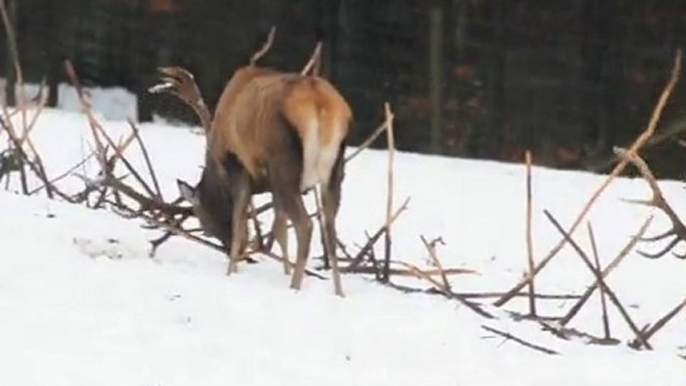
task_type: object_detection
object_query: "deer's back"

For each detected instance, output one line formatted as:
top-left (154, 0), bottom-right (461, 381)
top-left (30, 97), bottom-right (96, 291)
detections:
top-left (210, 72), bottom-right (351, 185)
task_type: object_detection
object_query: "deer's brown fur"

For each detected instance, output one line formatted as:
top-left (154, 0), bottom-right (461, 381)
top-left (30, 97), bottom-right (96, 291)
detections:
top-left (162, 64), bottom-right (351, 295)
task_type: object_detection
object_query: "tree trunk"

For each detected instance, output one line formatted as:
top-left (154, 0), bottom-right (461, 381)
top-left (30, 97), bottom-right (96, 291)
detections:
top-left (429, 4), bottom-right (444, 153)
top-left (45, 0), bottom-right (59, 107)
top-left (4, 0), bottom-right (16, 107)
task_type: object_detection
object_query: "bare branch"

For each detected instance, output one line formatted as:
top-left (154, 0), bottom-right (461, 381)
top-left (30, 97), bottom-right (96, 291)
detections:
top-left (345, 121), bottom-right (388, 162)
top-left (343, 197), bottom-right (410, 272)
top-left (420, 235), bottom-right (451, 292)
top-left (588, 222), bottom-right (611, 340)
top-left (482, 325), bottom-right (559, 355)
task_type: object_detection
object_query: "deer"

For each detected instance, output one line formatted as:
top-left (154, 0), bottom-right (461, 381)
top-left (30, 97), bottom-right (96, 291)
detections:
top-left (150, 60), bottom-right (352, 296)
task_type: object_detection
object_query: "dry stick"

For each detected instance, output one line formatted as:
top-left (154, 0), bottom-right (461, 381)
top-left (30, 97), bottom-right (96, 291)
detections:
top-left (337, 238), bottom-right (354, 262)
top-left (32, 155), bottom-right (53, 199)
top-left (482, 325), bottom-right (559, 355)
top-left (495, 50), bottom-right (682, 307)
top-left (560, 216), bottom-right (652, 326)
top-left (524, 150), bottom-right (536, 316)
top-left (149, 213), bottom-right (191, 255)
top-left (14, 85), bottom-right (54, 199)
top-left (111, 198), bottom-right (324, 280)
top-left (459, 292), bottom-right (580, 300)
top-left (367, 245), bottom-right (381, 280)
top-left (348, 265), bottom-right (477, 277)
top-left (95, 120), bottom-right (157, 199)
top-left (301, 41), bottom-right (322, 76)
top-left (631, 295), bottom-right (686, 349)
top-left (18, 81), bottom-right (48, 159)
top-left (420, 235), bottom-right (451, 291)
top-left (64, 60), bottom-right (106, 157)
top-left (0, 117), bottom-right (71, 201)
top-left (343, 197), bottom-right (410, 272)
top-left (382, 102), bottom-right (395, 283)
top-left (397, 259), bottom-right (493, 318)
top-left (345, 121), bottom-right (388, 162)
top-left (94, 173), bottom-right (191, 216)
top-left (391, 260), bottom-right (477, 279)
top-left (0, 111), bottom-right (46, 197)
top-left (544, 210), bottom-right (652, 349)
top-left (249, 26), bottom-right (276, 66)
top-left (128, 120), bottom-right (162, 199)
top-left (28, 151), bottom-right (97, 195)
top-left (587, 222), bottom-right (611, 340)
top-left (0, 110), bottom-right (28, 194)
top-left (65, 63), bottom-right (145, 195)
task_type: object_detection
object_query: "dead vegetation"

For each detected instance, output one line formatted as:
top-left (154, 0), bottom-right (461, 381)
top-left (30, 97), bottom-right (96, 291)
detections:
top-left (2, 6), bottom-right (686, 357)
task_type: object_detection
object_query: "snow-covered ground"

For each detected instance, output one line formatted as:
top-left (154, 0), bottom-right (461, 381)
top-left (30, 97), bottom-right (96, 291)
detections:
top-left (2, 93), bottom-right (686, 385)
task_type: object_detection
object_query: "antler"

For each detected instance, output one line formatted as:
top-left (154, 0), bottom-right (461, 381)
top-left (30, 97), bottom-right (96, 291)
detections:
top-left (149, 66), bottom-right (212, 134)
top-left (249, 26), bottom-right (276, 66)
top-left (615, 147), bottom-right (686, 258)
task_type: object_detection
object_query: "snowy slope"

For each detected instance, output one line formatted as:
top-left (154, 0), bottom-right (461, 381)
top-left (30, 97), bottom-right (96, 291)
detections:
top-left (2, 105), bottom-right (686, 385)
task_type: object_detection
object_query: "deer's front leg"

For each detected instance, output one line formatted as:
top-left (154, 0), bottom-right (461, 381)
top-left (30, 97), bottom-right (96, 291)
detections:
top-left (227, 174), bottom-right (251, 275)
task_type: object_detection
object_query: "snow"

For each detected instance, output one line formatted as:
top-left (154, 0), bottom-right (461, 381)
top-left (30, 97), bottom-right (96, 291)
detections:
top-left (2, 98), bottom-right (686, 385)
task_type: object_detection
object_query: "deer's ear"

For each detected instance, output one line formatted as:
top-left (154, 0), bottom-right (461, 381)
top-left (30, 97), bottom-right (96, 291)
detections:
top-left (177, 179), bottom-right (199, 205)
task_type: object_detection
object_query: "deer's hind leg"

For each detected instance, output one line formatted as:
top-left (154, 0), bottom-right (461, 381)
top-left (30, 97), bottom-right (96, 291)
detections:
top-left (271, 195), bottom-right (292, 275)
top-left (320, 143), bottom-right (346, 296)
top-left (266, 144), bottom-right (313, 290)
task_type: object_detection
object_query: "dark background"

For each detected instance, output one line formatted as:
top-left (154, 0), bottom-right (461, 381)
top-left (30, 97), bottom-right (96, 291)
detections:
top-left (4, 0), bottom-right (686, 177)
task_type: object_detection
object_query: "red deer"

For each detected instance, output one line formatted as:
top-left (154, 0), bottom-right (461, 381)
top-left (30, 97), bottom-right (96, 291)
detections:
top-left (151, 64), bottom-right (352, 296)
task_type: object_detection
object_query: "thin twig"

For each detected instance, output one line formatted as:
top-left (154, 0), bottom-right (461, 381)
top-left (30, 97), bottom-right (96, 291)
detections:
top-left (346, 265), bottom-right (476, 277)
top-left (0, 116), bottom-right (72, 201)
top-left (1, 108), bottom-right (28, 194)
top-left (420, 235), bottom-right (450, 291)
top-left (343, 197), bottom-right (410, 272)
top-left (482, 325), bottom-right (559, 355)
top-left (588, 222), bottom-right (611, 340)
top-left (345, 121), bottom-right (388, 162)
top-left (391, 259), bottom-right (491, 318)
top-left (128, 119), bottom-right (162, 199)
top-left (27, 151), bottom-right (96, 195)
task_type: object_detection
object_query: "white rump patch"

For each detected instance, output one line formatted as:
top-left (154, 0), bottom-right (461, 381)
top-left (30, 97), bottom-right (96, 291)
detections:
top-left (300, 118), bottom-right (342, 192)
